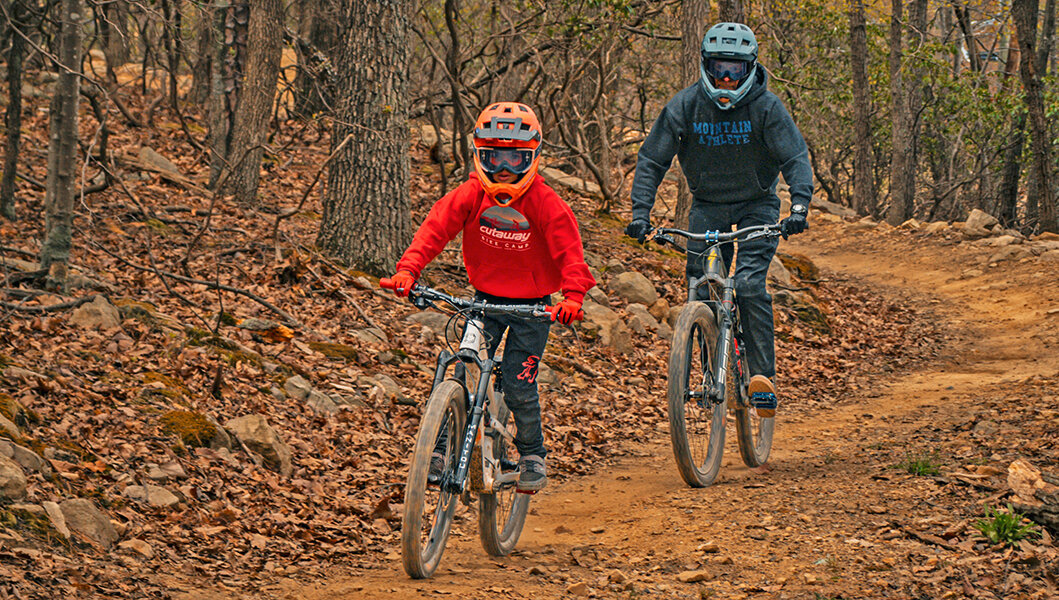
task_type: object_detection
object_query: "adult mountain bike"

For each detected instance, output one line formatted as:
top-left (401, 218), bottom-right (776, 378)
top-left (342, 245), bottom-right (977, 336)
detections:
top-left (652, 223), bottom-right (782, 488)
top-left (380, 279), bottom-right (554, 579)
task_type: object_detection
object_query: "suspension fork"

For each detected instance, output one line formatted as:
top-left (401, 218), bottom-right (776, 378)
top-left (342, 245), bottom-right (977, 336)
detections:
top-left (709, 285), bottom-right (736, 403)
top-left (444, 356), bottom-right (496, 494)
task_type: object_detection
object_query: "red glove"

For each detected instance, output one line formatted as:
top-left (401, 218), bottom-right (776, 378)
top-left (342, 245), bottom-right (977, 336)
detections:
top-left (547, 298), bottom-right (584, 325)
top-left (383, 270), bottom-right (417, 298)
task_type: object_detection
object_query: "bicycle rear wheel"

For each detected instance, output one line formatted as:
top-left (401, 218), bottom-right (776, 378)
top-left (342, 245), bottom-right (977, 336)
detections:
top-left (733, 359), bottom-right (775, 467)
top-left (401, 380), bottom-right (467, 579)
top-left (478, 403), bottom-right (530, 556)
top-left (667, 302), bottom-right (726, 488)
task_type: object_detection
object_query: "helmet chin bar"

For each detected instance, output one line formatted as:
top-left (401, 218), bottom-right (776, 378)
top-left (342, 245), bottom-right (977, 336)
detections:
top-left (699, 62), bottom-right (756, 110)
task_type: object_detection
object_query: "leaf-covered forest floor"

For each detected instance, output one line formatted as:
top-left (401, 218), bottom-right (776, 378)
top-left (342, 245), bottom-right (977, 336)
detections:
top-left (1, 98), bottom-right (1057, 599)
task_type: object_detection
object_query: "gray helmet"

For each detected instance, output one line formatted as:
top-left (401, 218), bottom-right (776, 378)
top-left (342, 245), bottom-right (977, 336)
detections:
top-left (699, 22), bottom-right (759, 110)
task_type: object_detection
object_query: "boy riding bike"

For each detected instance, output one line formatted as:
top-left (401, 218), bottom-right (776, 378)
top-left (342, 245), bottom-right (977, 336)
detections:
top-left (386, 102), bottom-right (595, 492)
top-left (625, 22), bottom-right (814, 418)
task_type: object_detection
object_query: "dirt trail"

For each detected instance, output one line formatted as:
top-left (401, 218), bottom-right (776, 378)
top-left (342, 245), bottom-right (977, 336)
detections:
top-left (242, 218), bottom-right (1059, 600)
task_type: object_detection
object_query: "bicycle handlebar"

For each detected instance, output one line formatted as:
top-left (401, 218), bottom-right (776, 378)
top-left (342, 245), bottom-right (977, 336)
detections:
top-left (380, 278), bottom-right (556, 321)
top-left (651, 223), bottom-right (783, 253)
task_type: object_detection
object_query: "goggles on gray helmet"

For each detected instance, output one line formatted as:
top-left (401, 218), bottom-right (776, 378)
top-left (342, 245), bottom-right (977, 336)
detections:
top-left (704, 58), bottom-right (751, 82)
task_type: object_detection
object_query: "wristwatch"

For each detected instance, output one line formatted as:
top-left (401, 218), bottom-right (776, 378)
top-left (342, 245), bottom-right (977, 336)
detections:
top-left (790, 204), bottom-right (808, 215)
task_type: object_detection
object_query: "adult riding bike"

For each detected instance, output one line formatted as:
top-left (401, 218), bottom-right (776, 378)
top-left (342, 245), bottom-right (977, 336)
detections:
top-left (651, 223), bottom-right (783, 488)
top-left (380, 278), bottom-right (557, 579)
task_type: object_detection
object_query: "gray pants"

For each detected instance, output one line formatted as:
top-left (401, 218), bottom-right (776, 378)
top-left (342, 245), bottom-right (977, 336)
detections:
top-left (687, 197), bottom-right (779, 379)
top-left (477, 293), bottom-right (552, 459)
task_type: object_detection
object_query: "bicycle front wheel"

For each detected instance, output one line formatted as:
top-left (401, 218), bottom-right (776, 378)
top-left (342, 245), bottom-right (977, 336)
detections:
top-left (401, 380), bottom-right (467, 579)
top-left (478, 403), bottom-right (531, 556)
top-left (667, 302), bottom-right (727, 488)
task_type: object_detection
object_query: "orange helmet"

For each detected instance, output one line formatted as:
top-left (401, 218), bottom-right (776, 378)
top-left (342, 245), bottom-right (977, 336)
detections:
top-left (472, 102), bottom-right (543, 205)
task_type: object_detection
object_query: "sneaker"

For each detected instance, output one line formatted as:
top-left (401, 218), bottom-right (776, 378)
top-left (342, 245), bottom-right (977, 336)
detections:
top-left (517, 455), bottom-right (547, 493)
top-left (427, 453), bottom-right (446, 486)
top-left (748, 375), bottom-right (777, 418)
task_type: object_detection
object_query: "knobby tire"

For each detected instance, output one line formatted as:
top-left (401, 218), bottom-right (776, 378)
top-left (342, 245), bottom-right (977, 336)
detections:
top-left (478, 403), bottom-right (530, 555)
top-left (401, 380), bottom-right (466, 578)
top-left (667, 302), bottom-right (726, 488)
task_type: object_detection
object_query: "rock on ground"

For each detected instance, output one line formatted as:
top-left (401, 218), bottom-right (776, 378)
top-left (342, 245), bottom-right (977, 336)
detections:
top-left (283, 375), bottom-right (312, 401)
top-left (225, 415), bottom-right (293, 477)
top-left (69, 295), bottom-right (122, 329)
top-left (582, 301), bottom-right (634, 354)
top-left (42, 501), bottom-right (70, 539)
top-left (406, 311), bottom-right (452, 337)
top-left (610, 271), bottom-right (659, 306)
top-left (60, 498), bottom-right (118, 549)
top-left (0, 454), bottom-right (27, 500)
top-left (123, 484), bottom-right (182, 508)
top-left (0, 439), bottom-right (51, 476)
top-left (118, 538), bottom-right (156, 559)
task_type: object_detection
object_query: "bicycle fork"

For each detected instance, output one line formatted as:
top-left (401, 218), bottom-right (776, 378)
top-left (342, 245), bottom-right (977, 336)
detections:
top-left (443, 356), bottom-right (495, 495)
top-left (709, 287), bottom-right (738, 404)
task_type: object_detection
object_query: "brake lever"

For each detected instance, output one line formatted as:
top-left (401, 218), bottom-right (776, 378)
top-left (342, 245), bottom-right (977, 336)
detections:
top-left (654, 233), bottom-right (687, 254)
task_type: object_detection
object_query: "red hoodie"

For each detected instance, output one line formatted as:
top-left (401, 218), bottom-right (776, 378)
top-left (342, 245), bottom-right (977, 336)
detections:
top-left (397, 173), bottom-right (596, 302)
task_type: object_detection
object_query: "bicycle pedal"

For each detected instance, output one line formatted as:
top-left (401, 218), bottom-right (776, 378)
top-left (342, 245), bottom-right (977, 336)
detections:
top-left (516, 489), bottom-right (537, 496)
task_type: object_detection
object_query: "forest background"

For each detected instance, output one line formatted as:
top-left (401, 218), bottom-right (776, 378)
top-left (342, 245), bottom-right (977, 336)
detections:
top-left (2, 0), bottom-right (1058, 285)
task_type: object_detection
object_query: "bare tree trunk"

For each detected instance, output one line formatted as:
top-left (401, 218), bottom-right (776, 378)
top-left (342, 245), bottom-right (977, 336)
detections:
top-left (208, 2), bottom-right (248, 188)
top-left (849, 0), bottom-right (874, 217)
top-left (293, 0), bottom-right (337, 117)
top-left (674, 0), bottom-right (709, 229)
top-left (318, 0), bottom-right (411, 275)
top-left (718, 0), bottom-right (744, 22)
top-left (219, 0), bottom-right (283, 204)
top-left (40, 0), bottom-right (83, 287)
top-left (998, 14), bottom-right (1026, 226)
top-left (445, 0), bottom-right (471, 175)
top-left (886, 0), bottom-right (926, 226)
top-left (1013, 0), bottom-right (1058, 232)
top-left (1, 0), bottom-right (30, 221)
top-left (101, 0), bottom-right (129, 70)
top-left (953, 3), bottom-right (981, 73)
top-left (160, 0), bottom-right (183, 110)
top-left (997, 117), bottom-right (1025, 226)
top-left (191, 2), bottom-right (213, 104)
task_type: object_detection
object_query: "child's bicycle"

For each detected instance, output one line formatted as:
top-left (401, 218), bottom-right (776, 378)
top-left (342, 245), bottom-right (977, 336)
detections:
top-left (649, 223), bottom-right (783, 487)
top-left (379, 278), bottom-right (556, 579)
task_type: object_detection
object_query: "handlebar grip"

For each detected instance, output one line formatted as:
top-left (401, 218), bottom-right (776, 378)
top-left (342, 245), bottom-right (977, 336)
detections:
top-left (545, 304), bottom-right (585, 323)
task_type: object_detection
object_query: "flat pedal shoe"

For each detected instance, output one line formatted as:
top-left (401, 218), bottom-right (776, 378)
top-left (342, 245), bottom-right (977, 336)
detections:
top-left (748, 375), bottom-right (777, 418)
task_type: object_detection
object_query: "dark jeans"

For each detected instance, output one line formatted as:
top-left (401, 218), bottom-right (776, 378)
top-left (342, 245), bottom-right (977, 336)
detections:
top-left (687, 197), bottom-right (779, 379)
top-left (477, 292), bottom-right (552, 459)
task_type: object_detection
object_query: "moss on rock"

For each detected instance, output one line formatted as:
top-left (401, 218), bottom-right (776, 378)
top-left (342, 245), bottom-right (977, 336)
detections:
top-left (1, 507), bottom-right (64, 543)
top-left (160, 410), bottom-right (217, 448)
top-left (308, 342), bottom-right (360, 362)
top-left (0, 393), bottom-right (37, 426)
top-left (777, 252), bottom-right (821, 282)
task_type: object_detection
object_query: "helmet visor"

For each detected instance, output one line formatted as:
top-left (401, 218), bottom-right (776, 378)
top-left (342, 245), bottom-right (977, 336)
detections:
top-left (705, 58), bottom-right (750, 82)
top-left (477, 147), bottom-right (535, 174)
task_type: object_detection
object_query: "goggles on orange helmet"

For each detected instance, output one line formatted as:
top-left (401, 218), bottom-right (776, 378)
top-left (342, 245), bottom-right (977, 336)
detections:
top-left (476, 147), bottom-right (536, 175)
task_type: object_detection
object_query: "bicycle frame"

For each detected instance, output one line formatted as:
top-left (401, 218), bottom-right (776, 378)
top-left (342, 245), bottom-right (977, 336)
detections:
top-left (693, 268), bottom-right (741, 404)
top-left (657, 224), bottom-right (781, 405)
top-left (408, 287), bottom-right (549, 496)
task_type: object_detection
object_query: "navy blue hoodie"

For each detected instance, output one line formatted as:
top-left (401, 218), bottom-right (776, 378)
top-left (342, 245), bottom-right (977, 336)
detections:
top-left (630, 68), bottom-right (813, 222)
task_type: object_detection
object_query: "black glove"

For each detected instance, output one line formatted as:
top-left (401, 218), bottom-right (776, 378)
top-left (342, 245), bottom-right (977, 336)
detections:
top-left (780, 209), bottom-right (808, 239)
top-left (624, 219), bottom-right (651, 243)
